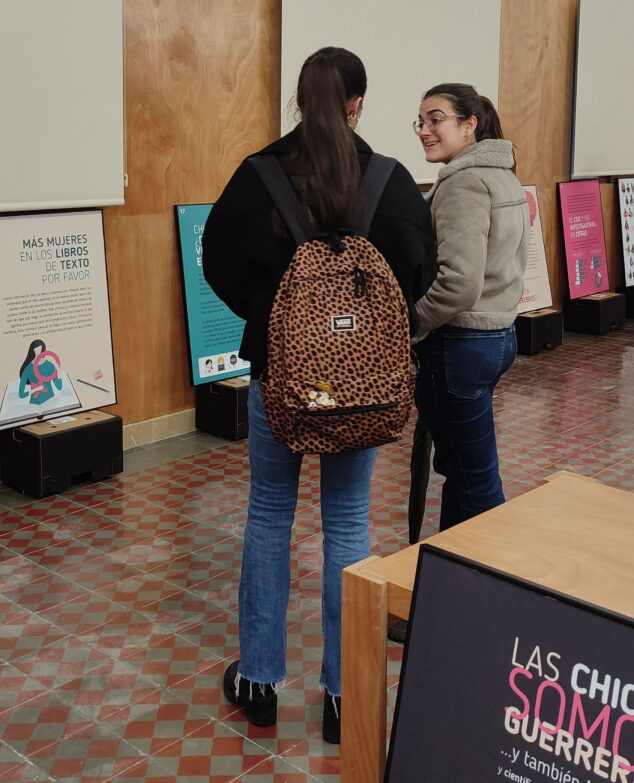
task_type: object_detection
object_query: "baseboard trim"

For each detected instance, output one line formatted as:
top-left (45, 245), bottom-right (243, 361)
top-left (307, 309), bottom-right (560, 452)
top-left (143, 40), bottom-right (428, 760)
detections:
top-left (123, 408), bottom-right (196, 450)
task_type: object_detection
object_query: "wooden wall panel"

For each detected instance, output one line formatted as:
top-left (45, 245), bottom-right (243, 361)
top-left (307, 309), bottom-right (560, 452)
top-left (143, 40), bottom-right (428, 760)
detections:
top-left (499, 0), bottom-right (625, 302)
top-left (103, 213), bottom-right (191, 418)
top-left (103, 0), bottom-right (281, 424)
top-left (499, 0), bottom-right (579, 308)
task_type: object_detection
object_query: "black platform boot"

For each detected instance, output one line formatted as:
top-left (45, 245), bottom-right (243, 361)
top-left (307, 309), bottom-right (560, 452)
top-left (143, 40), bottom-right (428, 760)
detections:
top-left (223, 660), bottom-right (277, 727)
top-left (323, 691), bottom-right (341, 744)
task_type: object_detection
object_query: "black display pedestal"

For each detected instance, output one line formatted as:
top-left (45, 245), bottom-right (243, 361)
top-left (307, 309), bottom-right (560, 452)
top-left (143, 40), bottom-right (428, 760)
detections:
top-left (0, 410), bottom-right (123, 498)
top-left (196, 377), bottom-right (249, 441)
top-left (562, 292), bottom-right (626, 335)
top-left (515, 308), bottom-right (563, 355)
top-left (616, 285), bottom-right (634, 318)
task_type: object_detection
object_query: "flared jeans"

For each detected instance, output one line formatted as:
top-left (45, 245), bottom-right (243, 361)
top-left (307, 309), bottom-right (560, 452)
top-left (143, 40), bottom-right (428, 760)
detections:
top-left (238, 380), bottom-right (376, 696)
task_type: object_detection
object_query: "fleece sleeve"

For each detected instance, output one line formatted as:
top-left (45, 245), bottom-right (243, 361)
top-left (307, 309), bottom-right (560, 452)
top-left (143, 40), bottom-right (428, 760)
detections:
top-left (414, 171), bottom-right (491, 338)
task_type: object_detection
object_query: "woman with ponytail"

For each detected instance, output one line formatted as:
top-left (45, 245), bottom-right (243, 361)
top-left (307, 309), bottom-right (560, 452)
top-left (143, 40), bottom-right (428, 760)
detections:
top-left (410, 82), bottom-right (529, 531)
top-left (203, 48), bottom-right (435, 743)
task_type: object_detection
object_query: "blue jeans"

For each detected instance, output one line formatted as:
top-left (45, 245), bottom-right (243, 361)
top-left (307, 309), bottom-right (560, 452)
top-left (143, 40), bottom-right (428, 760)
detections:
top-left (238, 380), bottom-right (376, 696)
top-left (415, 325), bottom-right (516, 531)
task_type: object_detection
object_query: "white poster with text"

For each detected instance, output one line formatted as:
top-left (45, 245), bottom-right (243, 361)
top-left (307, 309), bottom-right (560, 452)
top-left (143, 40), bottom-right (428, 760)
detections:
top-left (0, 211), bottom-right (116, 430)
top-left (518, 185), bottom-right (553, 313)
top-left (618, 178), bottom-right (634, 287)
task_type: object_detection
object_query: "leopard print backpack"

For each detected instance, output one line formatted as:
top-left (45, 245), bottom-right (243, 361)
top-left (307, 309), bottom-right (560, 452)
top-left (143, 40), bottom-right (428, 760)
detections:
top-left (249, 154), bottom-right (416, 454)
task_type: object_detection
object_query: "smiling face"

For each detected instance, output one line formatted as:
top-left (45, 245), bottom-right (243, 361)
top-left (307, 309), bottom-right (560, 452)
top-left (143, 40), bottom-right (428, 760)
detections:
top-left (417, 95), bottom-right (477, 164)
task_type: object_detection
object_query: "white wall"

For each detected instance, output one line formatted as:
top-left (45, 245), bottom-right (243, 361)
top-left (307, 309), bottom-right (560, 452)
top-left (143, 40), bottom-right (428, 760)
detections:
top-left (0, 0), bottom-right (124, 212)
top-left (281, 0), bottom-right (501, 184)
top-left (572, 0), bottom-right (634, 178)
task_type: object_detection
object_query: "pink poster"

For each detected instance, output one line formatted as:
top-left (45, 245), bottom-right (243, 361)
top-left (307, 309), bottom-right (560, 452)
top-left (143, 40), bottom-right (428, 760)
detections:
top-left (617, 177), bottom-right (634, 287)
top-left (558, 180), bottom-right (609, 299)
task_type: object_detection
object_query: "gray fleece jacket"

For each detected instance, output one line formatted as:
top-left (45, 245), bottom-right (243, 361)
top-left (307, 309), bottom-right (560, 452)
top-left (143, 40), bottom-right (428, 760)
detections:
top-left (414, 139), bottom-right (529, 341)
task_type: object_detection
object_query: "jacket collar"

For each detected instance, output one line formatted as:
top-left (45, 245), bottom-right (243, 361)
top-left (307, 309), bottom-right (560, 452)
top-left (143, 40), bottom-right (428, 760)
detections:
top-left (428, 139), bottom-right (515, 199)
top-left (260, 124), bottom-right (373, 156)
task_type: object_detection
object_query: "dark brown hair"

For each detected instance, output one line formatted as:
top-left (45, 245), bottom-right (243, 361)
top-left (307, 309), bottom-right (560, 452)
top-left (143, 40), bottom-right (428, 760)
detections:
top-left (293, 47), bottom-right (367, 232)
top-left (423, 83), bottom-right (504, 142)
top-left (19, 338), bottom-right (46, 378)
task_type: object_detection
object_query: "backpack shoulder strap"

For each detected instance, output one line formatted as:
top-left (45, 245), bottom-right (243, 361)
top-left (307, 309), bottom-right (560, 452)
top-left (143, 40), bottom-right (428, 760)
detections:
top-left (356, 153), bottom-right (398, 238)
top-left (248, 155), bottom-right (309, 246)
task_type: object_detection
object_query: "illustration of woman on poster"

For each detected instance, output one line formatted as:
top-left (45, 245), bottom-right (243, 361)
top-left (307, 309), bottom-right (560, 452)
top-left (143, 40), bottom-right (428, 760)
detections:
top-left (18, 339), bottom-right (63, 405)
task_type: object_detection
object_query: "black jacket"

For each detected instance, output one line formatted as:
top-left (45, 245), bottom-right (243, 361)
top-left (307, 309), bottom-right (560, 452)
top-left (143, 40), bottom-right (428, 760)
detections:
top-left (202, 127), bottom-right (436, 378)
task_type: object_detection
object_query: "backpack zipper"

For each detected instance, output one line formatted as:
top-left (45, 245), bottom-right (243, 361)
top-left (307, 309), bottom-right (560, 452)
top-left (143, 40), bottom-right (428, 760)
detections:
top-left (353, 267), bottom-right (367, 297)
top-left (302, 401), bottom-right (397, 416)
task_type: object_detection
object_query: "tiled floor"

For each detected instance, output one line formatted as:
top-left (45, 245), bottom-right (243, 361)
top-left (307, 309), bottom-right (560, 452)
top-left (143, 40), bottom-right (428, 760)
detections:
top-left (0, 324), bottom-right (633, 782)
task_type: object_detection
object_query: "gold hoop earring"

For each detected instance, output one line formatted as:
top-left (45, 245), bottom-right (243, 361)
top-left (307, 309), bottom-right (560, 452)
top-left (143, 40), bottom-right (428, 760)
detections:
top-left (347, 113), bottom-right (358, 130)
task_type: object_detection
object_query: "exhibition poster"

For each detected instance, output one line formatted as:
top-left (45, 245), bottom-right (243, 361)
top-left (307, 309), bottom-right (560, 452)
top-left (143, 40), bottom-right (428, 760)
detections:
top-left (0, 211), bottom-right (116, 431)
top-left (386, 548), bottom-right (633, 783)
top-left (618, 178), bottom-right (634, 287)
top-left (175, 204), bottom-right (249, 385)
top-left (518, 185), bottom-right (553, 313)
top-left (558, 180), bottom-right (609, 299)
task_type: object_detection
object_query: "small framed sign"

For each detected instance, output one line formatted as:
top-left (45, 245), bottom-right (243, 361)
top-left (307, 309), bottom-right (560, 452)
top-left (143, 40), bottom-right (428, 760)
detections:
top-left (518, 185), bottom-right (553, 313)
top-left (0, 210), bottom-right (116, 431)
top-left (558, 180), bottom-right (609, 299)
top-left (617, 178), bottom-right (634, 288)
top-left (174, 204), bottom-right (249, 385)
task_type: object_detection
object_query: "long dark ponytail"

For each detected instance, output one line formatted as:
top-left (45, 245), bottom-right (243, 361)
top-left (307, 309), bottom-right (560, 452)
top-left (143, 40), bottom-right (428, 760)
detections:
top-left (294, 47), bottom-right (367, 233)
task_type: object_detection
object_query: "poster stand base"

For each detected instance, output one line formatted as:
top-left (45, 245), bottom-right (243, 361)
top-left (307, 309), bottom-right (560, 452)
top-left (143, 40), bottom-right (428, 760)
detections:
top-left (196, 377), bottom-right (248, 441)
top-left (616, 285), bottom-right (634, 318)
top-left (0, 410), bottom-right (123, 498)
top-left (515, 308), bottom-right (563, 355)
top-left (562, 292), bottom-right (626, 335)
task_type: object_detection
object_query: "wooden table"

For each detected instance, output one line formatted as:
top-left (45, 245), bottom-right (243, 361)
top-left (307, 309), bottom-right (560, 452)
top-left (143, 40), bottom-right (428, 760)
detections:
top-left (340, 471), bottom-right (634, 783)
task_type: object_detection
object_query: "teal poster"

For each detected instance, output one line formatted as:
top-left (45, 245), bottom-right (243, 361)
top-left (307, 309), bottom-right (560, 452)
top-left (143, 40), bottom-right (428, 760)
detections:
top-left (175, 204), bottom-right (249, 385)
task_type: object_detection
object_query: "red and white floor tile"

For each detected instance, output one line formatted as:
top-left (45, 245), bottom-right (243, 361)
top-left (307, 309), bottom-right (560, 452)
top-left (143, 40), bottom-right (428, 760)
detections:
top-left (0, 325), bottom-right (633, 781)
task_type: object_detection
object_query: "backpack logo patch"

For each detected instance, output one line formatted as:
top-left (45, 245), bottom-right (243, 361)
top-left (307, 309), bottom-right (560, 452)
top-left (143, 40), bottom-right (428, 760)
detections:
top-left (331, 314), bottom-right (356, 332)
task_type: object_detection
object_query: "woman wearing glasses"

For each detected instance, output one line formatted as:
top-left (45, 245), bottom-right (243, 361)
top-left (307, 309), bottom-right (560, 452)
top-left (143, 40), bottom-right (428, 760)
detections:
top-left (411, 83), bottom-right (529, 531)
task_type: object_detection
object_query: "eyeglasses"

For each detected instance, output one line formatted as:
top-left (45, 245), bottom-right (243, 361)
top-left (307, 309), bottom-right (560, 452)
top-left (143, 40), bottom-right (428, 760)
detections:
top-left (412, 115), bottom-right (465, 135)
